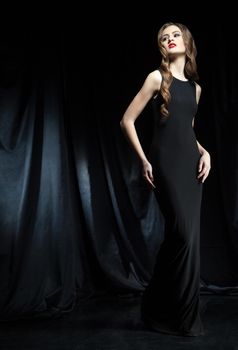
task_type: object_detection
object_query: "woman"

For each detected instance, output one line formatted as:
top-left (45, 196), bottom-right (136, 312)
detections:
top-left (120, 22), bottom-right (211, 336)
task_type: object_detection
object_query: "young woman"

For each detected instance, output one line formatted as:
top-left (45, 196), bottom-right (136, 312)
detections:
top-left (120, 22), bottom-right (211, 336)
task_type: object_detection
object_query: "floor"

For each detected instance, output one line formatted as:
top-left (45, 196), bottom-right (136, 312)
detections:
top-left (0, 294), bottom-right (237, 350)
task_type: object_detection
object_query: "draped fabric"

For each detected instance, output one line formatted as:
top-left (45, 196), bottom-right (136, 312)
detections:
top-left (0, 31), bottom-right (87, 319)
top-left (196, 24), bottom-right (238, 289)
top-left (0, 17), bottom-right (237, 320)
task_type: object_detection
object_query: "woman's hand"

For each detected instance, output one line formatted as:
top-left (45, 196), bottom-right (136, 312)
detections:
top-left (142, 160), bottom-right (156, 190)
top-left (197, 151), bottom-right (211, 183)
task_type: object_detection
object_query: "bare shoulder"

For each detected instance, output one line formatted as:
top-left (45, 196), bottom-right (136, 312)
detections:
top-left (144, 69), bottom-right (162, 92)
top-left (148, 69), bottom-right (162, 85)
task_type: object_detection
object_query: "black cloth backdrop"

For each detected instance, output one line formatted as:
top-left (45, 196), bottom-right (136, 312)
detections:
top-left (0, 15), bottom-right (238, 321)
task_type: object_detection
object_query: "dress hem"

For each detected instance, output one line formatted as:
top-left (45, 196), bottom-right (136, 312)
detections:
top-left (141, 314), bottom-right (205, 337)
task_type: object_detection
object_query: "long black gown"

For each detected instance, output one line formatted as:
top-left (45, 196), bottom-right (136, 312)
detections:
top-left (141, 74), bottom-right (204, 336)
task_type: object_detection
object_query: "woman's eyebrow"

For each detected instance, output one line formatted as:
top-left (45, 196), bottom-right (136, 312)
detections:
top-left (161, 31), bottom-right (181, 38)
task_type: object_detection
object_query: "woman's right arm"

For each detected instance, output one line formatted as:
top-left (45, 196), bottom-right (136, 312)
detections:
top-left (120, 69), bottom-right (162, 189)
top-left (120, 70), bottom-right (161, 161)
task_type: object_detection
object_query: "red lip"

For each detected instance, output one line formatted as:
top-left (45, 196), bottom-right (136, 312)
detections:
top-left (168, 43), bottom-right (176, 48)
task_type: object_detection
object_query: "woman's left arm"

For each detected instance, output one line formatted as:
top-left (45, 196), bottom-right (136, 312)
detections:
top-left (193, 83), bottom-right (211, 183)
top-left (196, 140), bottom-right (208, 156)
top-left (196, 144), bottom-right (211, 183)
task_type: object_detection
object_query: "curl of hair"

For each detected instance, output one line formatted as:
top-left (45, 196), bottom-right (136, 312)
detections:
top-left (157, 22), bottom-right (199, 117)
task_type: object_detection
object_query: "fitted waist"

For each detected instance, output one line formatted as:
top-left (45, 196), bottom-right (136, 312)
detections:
top-left (152, 127), bottom-right (196, 146)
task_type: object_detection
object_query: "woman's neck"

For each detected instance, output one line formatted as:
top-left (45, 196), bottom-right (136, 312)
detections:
top-left (169, 56), bottom-right (186, 79)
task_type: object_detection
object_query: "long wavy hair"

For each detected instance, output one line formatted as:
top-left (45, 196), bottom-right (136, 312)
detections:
top-left (157, 22), bottom-right (199, 117)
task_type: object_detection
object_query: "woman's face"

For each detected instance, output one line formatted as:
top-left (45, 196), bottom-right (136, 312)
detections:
top-left (161, 25), bottom-right (186, 55)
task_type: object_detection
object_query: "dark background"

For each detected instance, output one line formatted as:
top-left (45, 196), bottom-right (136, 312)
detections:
top-left (0, 7), bottom-right (238, 320)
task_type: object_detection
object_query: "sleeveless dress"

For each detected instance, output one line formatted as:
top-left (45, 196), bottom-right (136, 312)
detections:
top-left (141, 75), bottom-right (205, 336)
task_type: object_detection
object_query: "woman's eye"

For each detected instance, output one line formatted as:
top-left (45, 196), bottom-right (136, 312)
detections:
top-left (174, 33), bottom-right (181, 37)
top-left (162, 37), bottom-right (168, 42)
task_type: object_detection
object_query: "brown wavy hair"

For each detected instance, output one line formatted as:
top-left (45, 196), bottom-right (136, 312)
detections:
top-left (157, 22), bottom-right (199, 117)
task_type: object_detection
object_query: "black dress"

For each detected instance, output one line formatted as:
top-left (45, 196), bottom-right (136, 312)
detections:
top-left (141, 75), bottom-right (204, 336)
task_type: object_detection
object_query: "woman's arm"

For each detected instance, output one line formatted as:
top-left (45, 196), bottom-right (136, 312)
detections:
top-left (193, 82), bottom-right (211, 182)
top-left (120, 70), bottom-right (162, 163)
top-left (193, 83), bottom-right (209, 156)
top-left (196, 140), bottom-right (209, 156)
top-left (192, 118), bottom-right (209, 156)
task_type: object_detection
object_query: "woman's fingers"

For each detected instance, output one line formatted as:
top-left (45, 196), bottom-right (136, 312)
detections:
top-left (145, 173), bottom-right (156, 189)
top-left (142, 161), bottom-right (156, 189)
top-left (197, 169), bottom-right (205, 179)
top-left (148, 170), bottom-right (154, 182)
top-left (202, 170), bottom-right (210, 183)
top-left (197, 164), bottom-right (210, 183)
top-left (143, 173), bottom-right (155, 189)
top-left (197, 152), bottom-right (211, 183)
